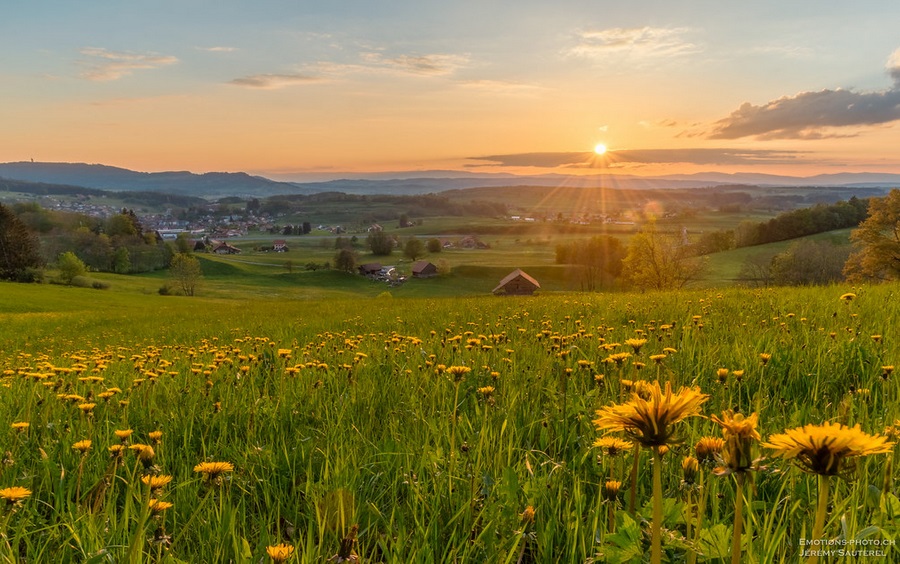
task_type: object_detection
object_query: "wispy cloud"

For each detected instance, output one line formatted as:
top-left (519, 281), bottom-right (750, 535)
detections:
top-left (360, 52), bottom-right (470, 76)
top-left (701, 48), bottom-right (900, 140)
top-left (198, 46), bottom-right (237, 53)
top-left (469, 148), bottom-right (808, 168)
top-left (229, 73), bottom-right (326, 89)
top-left (78, 47), bottom-right (178, 81)
top-left (566, 26), bottom-right (700, 61)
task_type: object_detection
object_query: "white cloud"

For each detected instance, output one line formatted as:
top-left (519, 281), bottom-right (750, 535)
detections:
top-left (360, 52), bottom-right (470, 76)
top-left (887, 47), bottom-right (900, 84)
top-left (566, 26), bottom-right (700, 61)
top-left (78, 47), bottom-right (178, 81)
top-left (229, 73), bottom-right (326, 89)
top-left (198, 46), bottom-right (238, 53)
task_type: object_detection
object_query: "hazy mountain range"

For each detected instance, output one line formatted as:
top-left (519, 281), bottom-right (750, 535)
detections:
top-left (1, 161), bottom-right (899, 199)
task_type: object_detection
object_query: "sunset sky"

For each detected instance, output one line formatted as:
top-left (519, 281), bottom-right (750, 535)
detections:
top-left (3, 1), bottom-right (900, 179)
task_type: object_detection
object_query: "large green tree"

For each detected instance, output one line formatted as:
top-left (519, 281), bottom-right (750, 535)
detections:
top-left (844, 189), bottom-right (900, 281)
top-left (0, 203), bottom-right (43, 282)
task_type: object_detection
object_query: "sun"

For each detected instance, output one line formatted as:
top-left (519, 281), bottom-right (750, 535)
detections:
top-left (594, 143), bottom-right (607, 155)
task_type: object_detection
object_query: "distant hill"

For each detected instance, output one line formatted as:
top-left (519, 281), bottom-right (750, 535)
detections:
top-left (0, 162), bottom-right (307, 198)
top-left (2, 161), bottom-right (899, 199)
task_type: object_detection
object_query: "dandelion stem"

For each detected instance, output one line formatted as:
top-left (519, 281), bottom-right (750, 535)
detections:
top-left (651, 448), bottom-right (663, 564)
top-left (685, 489), bottom-right (695, 564)
top-left (731, 473), bottom-right (744, 564)
top-left (449, 380), bottom-right (461, 495)
top-left (628, 444), bottom-right (640, 515)
top-left (808, 474), bottom-right (830, 564)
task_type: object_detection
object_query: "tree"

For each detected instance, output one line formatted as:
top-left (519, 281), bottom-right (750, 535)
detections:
top-left (334, 248), bottom-right (357, 273)
top-left (0, 203), bottom-right (43, 282)
top-left (57, 251), bottom-right (86, 284)
top-left (113, 247), bottom-right (132, 274)
top-left (175, 232), bottom-right (194, 255)
top-left (170, 253), bottom-right (202, 296)
top-left (621, 220), bottom-right (706, 291)
top-left (844, 189), bottom-right (900, 281)
top-left (367, 230), bottom-right (393, 256)
top-left (426, 238), bottom-right (442, 253)
top-left (771, 240), bottom-right (850, 286)
top-left (403, 238), bottom-right (425, 261)
top-left (555, 235), bottom-right (625, 291)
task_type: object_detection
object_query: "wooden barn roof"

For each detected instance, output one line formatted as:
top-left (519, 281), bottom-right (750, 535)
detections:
top-left (492, 269), bottom-right (540, 293)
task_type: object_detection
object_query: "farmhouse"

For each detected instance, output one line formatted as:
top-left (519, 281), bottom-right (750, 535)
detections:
top-left (493, 269), bottom-right (540, 296)
top-left (358, 263), bottom-right (382, 276)
top-left (411, 261), bottom-right (438, 278)
top-left (212, 242), bottom-right (241, 255)
top-left (273, 240), bottom-right (288, 252)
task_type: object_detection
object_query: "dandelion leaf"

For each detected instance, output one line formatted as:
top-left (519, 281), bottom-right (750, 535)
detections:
top-left (697, 523), bottom-right (732, 560)
top-left (880, 492), bottom-right (900, 520)
top-left (597, 512), bottom-right (643, 564)
top-left (639, 497), bottom-right (685, 527)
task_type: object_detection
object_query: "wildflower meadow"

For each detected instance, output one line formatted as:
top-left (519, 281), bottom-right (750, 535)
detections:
top-left (0, 282), bottom-right (897, 562)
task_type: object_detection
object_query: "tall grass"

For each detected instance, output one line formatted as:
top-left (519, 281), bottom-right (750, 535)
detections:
top-left (0, 282), bottom-right (897, 561)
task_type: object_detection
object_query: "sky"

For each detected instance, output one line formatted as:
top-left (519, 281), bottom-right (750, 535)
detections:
top-left (3, 1), bottom-right (900, 180)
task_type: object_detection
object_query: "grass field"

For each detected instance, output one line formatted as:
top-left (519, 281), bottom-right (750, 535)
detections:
top-left (0, 276), bottom-right (897, 562)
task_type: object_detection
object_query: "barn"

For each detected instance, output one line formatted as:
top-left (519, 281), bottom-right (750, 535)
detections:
top-left (492, 269), bottom-right (540, 295)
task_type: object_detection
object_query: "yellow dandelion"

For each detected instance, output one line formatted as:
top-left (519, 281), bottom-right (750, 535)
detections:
top-left (446, 365), bottom-right (471, 381)
top-left (78, 402), bottom-right (96, 414)
top-left (763, 422), bottom-right (894, 476)
top-left (148, 498), bottom-right (173, 514)
top-left (0, 486), bottom-right (31, 506)
top-left (194, 461), bottom-right (234, 480)
top-left (759, 353), bottom-right (771, 366)
top-left (710, 410), bottom-right (760, 474)
top-left (72, 440), bottom-right (92, 454)
top-left (715, 368), bottom-right (729, 383)
top-left (10, 422), bottom-right (29, 432)
top-left (129, 443), bottom-right (155, 462)
top-left (477, 386), bottom-right (495, 397)
top-left (649, 354), bottom-right (667, 364)
top-left (839, 292), bottom-right (856, 302)
top-left (682, 456), bottom-right (700, 485)
top-left (148, 430), bottom-right (163, 444)
top-left (602, 480), bottom-right (622, 502)
top-left (593, 436), bottom-right (633, 457)
top-left (694, 436), bottom-right (725, 464)
top-left (624, 338), bottom-right (647, 354)
top-left (593, 381), bottom-right (708, 448)
top-left (266, 543), bottom-right (295, 563)
top-left (520, 505), bottom-right (536, 523)
top-left (141, 474), bottom-right (173, 491)
top-left (114, 429), bottom-right (133, 442)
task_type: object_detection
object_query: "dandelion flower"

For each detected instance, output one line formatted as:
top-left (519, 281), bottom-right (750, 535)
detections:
top-left (141, 474), bottom-right (173, 492)
top-left (266, 543), bottom-right (295, 563)
top-left (710, 410), bottom-right (760, 474)
top-left (194, 461), bottom-right (234, 481)
top-left (682, 456), bottom-right (700, 485)
top-left (759, 353), bottom-right (771, 366)
top-left (716, 368), bottom-right (729, 383)
top-left (593, 381), bottom-right (708, 448)
top-left (593, 436), bottom-right (633, 457)
top-left (695, 436), bottom-right (725, 464)
top-left (10, 422), bottom-right (29, 432)
top-left (520, 505), bottom-right (535, 523)
top-left (0, 486), bottom-right (31, 507)
top-left (148, 430), bottom-right (163, 444)
top-left (78, 402), bottom-right (96, 414)
top-left (446, 365), bottom-right (470, 382)
top-left (114, 429), bottom-right (133, 442)
top-left (72, 440), bottom-right (92, 454)
top-left (763, 422), bottom-right (894, 476)
top-left (602, 481), bottom-right (622, 503)
top-left (148, 498), bottom-right (173, 514)
top-left (840, 292), bottom-right (856, 302)
top-left (477, 386), bottom-right (495, 397)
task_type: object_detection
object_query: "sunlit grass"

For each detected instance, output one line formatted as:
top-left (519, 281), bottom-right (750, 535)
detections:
top-left (0, 281), bottom-right (897, 561)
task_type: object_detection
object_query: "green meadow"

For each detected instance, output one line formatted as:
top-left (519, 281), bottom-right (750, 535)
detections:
top-left (0, 274), bottom-right (897, 562)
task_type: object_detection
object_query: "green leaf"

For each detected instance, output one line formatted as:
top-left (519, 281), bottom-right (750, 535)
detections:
top-left (881, 492), bottom-right (900, 519)
top-left (639, 497), bottom-right (685, 527)
top-left (240, 537), bottom-right (252, 559)
top-left (597, 512), bottom-right (644, 564)
top-left (698, 523), bottom-right (732, 560)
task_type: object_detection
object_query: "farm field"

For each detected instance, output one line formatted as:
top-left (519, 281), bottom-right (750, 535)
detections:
top-left (0, 281), bottom-right (897, 562)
